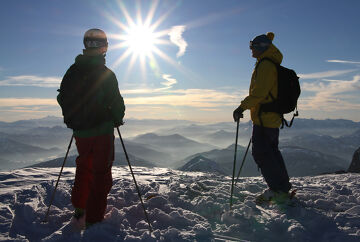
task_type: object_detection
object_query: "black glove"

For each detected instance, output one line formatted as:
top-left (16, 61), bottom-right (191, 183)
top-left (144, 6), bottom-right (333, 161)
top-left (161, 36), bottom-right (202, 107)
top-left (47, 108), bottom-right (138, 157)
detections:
top-left (233, 106), bottom-right (244, 122)
top-left (114, 119), bottom-right (124, 127)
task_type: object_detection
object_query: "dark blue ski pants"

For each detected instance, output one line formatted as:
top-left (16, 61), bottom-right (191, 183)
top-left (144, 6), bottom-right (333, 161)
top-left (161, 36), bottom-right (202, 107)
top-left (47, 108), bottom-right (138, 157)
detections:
top-left (251, 125), bottom-right (291, 193)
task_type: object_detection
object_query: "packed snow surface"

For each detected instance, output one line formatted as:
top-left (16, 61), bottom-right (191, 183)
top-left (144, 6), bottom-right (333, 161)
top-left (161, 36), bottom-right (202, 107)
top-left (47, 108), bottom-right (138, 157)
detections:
top-left (0, 167), bottom-right (359, 241)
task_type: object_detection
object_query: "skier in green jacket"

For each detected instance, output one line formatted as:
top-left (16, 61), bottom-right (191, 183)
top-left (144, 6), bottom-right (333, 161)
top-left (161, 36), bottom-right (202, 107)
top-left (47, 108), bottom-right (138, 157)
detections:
top-left (57, 28), bottom-right (125, 228)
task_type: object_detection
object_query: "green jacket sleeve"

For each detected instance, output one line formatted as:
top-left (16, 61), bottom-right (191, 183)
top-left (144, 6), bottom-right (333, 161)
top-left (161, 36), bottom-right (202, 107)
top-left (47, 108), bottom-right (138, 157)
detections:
top-left (104, 71), bottom-right (125, 125)
top-left (240, 60), bottom-right (277, 110)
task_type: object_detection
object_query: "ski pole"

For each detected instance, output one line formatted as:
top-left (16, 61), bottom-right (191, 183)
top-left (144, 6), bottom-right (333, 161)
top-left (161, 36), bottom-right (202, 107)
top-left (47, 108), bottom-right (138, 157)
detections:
top-left (230, 119), bottom-right (240, 209)
top-left (116, 127), bottom-right (152, 233)
top-left (42, 134), bottom-right (74, 223)
top-left (234, 138), bottom-right (251, 186)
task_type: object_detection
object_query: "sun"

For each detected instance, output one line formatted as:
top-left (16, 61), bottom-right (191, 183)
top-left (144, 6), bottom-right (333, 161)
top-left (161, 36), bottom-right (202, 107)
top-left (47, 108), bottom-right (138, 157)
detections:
top-left (104, 1), bottom-right (180, 78)
top-left (123, 24), bottom-right (157, 58)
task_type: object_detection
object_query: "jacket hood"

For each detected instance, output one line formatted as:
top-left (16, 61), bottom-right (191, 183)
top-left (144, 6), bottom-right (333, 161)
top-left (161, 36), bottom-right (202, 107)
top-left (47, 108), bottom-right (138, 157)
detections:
top-left (74, 54), bottom-right (105, 68)
top-left (257, 44), bottom-right (283, 64)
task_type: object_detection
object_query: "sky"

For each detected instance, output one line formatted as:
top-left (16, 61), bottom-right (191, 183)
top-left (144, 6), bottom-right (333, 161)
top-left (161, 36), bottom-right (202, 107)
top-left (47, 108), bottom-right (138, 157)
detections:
top-left (0, 0), bottom-right (360, 123)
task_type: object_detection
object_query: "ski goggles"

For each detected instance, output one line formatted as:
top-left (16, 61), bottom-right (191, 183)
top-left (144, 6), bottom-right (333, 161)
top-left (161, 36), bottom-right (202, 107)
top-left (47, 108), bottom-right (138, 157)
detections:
top-left (84, 38), bottom-right (108, 49)
top-left (249, 41), bottom-right (269, 50)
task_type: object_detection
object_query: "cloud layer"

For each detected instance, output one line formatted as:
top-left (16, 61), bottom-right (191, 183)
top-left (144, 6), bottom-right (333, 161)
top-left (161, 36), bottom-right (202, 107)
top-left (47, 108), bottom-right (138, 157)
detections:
top-left (125, 88), bottom-right (240, 108)
top-left (298, 59), bottom-right (360, 114)
top-left (0, 98), bottom-right (57, 107)
top-left (1, 58), bottom-right (360, 122)
top-left (300, 74), bottom-right (360, 111)
top-left (0, 75), bottom-right (61, 87)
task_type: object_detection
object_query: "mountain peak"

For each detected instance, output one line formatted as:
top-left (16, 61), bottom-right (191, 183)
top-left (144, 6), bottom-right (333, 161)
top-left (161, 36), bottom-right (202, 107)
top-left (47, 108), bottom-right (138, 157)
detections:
top-left (137, 133), bottom-right (159, 139)
top-left (180, 155), bottom-right (225, 174)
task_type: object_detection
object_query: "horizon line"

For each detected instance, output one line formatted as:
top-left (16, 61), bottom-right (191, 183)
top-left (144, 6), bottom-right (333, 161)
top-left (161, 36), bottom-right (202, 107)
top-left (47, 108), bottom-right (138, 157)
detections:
top-left (0, 115), bottom-right (359, 124)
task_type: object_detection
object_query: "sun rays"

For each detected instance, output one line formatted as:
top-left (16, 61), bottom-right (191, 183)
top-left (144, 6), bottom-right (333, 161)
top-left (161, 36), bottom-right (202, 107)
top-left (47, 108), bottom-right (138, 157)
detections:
top-left (103, 0), bottom-right (179, 80)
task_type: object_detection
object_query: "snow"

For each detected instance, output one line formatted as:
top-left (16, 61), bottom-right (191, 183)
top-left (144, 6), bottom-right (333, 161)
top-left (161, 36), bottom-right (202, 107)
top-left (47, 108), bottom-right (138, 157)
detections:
top-left (0, 167), bottom-right (359, 241)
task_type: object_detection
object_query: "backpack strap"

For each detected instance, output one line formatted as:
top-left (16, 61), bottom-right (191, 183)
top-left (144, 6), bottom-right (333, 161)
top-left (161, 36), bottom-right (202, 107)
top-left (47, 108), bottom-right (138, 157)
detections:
top-left (255, 58), bottom-right (278, 128)
top-left (281, 106), bottom-right (299, 128)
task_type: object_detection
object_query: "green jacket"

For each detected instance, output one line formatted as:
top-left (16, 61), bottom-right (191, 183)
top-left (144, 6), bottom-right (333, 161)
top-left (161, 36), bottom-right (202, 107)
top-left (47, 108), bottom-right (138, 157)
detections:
top-left (57, 53), bottom-right (125, 137)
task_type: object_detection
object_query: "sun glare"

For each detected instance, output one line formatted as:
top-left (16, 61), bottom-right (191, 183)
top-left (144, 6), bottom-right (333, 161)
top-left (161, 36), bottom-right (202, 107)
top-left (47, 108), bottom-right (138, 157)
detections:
top-left (124, 24), bottom-right (156, 57)
top-left (105, 1), bottom-right (181, 78)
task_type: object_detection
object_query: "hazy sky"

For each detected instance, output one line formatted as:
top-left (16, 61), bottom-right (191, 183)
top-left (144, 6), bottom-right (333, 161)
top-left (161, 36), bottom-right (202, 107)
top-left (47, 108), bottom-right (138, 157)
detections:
top-left (0, 0), bottom-right (360, 122)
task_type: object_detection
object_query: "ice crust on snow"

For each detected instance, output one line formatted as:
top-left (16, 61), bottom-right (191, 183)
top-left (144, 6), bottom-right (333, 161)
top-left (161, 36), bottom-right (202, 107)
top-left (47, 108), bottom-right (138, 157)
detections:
top-left (0, 167), bottom-right (359, 241)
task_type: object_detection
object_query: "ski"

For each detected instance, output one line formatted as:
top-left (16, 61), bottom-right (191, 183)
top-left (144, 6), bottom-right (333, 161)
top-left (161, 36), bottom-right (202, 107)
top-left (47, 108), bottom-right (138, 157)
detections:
top-left (213, 233), bottom-right (249, 242)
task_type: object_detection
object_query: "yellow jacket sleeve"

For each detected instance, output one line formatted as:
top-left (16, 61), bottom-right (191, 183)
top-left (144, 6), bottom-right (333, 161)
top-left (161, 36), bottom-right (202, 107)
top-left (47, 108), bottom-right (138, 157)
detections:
top-left (240, 60), bottom-right (277, 110)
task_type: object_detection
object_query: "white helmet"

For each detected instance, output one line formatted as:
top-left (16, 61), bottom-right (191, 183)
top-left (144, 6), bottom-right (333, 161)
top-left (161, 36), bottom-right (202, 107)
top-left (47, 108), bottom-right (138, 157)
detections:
top-left (83, 28), bottom-right (108, 49)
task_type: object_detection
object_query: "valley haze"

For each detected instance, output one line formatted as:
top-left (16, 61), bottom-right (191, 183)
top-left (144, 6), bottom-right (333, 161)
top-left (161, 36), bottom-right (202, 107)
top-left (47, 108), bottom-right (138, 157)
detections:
top-left (0, 116), bottom-right (359, 178)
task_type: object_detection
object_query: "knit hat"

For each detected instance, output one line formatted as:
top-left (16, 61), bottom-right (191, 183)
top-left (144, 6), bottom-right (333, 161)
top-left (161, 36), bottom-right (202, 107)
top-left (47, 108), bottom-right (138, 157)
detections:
top-left (250, 32), bottom-right (274, 53)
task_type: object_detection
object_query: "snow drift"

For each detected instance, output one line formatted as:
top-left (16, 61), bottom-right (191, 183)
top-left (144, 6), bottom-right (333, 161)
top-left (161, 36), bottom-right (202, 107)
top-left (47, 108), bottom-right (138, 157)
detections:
top-left (0, 167), bottom-right (359, 241)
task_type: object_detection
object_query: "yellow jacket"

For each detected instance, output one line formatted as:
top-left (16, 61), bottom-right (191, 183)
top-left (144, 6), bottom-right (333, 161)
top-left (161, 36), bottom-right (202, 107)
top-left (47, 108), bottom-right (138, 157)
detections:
top-left (240, 44), bottom-right (283, 128)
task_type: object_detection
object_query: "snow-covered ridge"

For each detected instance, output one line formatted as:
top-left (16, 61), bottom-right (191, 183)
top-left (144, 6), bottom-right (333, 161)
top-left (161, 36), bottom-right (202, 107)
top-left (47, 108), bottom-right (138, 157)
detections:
top-left (179, 155), bottom-right (226, 175)
top-left (0, 167), bottom-right (359, 241)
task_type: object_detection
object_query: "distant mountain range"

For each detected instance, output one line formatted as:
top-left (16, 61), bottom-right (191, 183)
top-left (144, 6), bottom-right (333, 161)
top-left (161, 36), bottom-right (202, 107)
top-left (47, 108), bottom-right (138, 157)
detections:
top-left (177, 144), bottom-right (350, 177)
top-left (201, 130), bottom-right (236, 148)
top-left (337, 129), bottom-right (360, 149)
top-left (115, 139), bottom-right (170, 167)
top-left (0, 126), bottom-right (71, 149)
top-left (0, 135), bottom-right (61, 170)
top-left (280, 146), bottom-right (348, 176)
top-left (282, 130), bottom-right (360, 161)
top-left (288, 118), bottom-right (360, 129)
top-left (156, 121), bottom-right (253, 147)
top-left (0, 116), bottom-right (193, 137)
top-left (176, 144), bottom-right (259, 176)
top-left (29, 152), bottom-right (155, 169)
top-left (130, 133), bottom-right (216, 161)
top-left (0, 116), bottom-right (65, 133)
top-left (1, 116), bottom-right (359, 176)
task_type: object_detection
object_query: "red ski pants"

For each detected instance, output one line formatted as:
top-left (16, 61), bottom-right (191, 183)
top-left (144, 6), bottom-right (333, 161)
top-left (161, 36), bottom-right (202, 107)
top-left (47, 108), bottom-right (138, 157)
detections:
top-left (71, 134), bottom-right (114, 223)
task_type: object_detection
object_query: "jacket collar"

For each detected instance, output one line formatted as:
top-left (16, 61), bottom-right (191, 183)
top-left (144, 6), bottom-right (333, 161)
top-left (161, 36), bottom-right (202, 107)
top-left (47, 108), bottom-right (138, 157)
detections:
top-left (257, 44), bottom-right (283, 65)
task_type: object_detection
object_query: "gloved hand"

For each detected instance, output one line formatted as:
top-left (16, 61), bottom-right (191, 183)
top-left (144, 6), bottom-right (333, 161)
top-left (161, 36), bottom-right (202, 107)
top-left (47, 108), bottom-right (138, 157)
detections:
top-left (114, 119), bottom-right (124, 127)
top-left (233, 106), bottom-right (244, 122)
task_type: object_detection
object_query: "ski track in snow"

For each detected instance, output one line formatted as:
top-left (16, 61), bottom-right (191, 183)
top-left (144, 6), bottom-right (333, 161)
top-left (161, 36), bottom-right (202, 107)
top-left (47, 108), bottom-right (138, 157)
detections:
top-left (0, 167), bottom-right (359, 242)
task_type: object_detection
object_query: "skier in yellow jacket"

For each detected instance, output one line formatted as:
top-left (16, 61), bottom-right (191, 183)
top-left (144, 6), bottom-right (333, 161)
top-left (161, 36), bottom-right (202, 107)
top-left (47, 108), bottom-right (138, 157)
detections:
top-left (233, 32), bottom-right (292, 203)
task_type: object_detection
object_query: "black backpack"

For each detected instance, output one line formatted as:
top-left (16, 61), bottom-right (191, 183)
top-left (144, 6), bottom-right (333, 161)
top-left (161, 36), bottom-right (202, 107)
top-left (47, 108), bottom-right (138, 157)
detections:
top-left (257, 58), bottom-right (301, 128)
top-left (58, 65), bottom-right (111, 130)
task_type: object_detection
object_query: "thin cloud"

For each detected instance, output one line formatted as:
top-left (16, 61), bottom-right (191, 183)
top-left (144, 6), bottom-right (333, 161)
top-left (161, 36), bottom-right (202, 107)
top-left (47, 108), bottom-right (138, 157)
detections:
top-left (0, 102), bottom-right (60, 122)
top-left (0, 87), bottom-right (243, 122)
top-left (0, 98), bottom-right (57, 107)
top-left (121, 74), bottom-right (178, 93)
top-left (327, 60), bottom-right (360, 65)
top-left (298, 69), bottom-right (357, 79)
top-left (0, 75), bottom-right (61, 87)
top-left (168, 25), bottom-right (188, 57)
top-left (302, 75), bottom-right (360, 92)
top-left (121, 82), bottom-right (247, 107)
top-left (300, 74), bottom-right (360, 111)
top-left (125, 88), bottom-right (239, 108)
top-left (122, 88), bottom-right (158, 94)
top-left (160, 74), bottom-right (177, 89)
